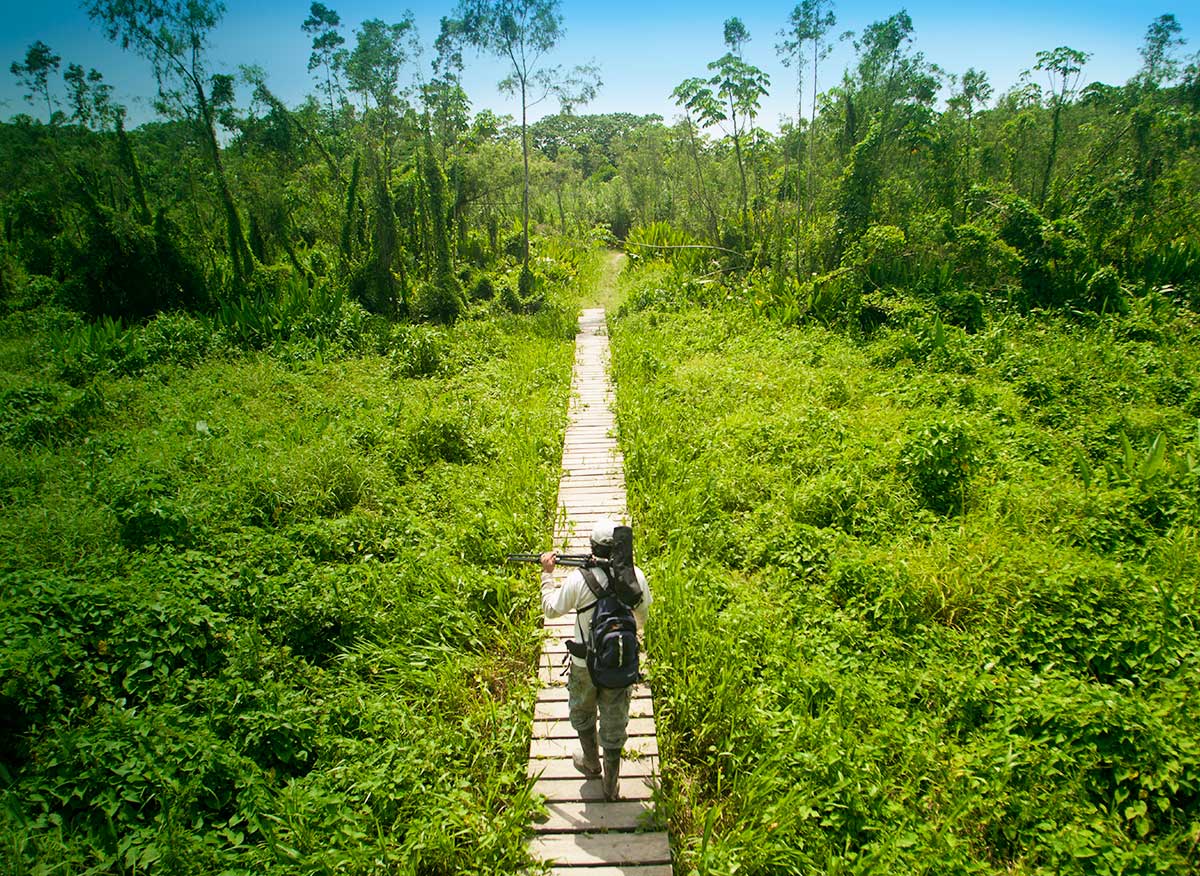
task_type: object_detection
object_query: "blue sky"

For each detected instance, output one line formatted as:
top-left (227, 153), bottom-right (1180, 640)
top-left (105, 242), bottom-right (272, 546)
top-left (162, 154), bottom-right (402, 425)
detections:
top-left (1, 1), bottom-right (1189, 130)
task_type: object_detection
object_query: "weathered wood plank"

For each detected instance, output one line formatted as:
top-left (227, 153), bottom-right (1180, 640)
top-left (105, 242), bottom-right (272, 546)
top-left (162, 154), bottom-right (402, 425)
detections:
top-left (532, 717), bottom-right (657, 739)
top-left (537, 684), bottom-right (651, 703)
top-left (530, 736), bottom-right (658, 759)
top-left (532, 775), bottom-right (657, 802)
top-left (535, 697), bottom-right (653, 719)
top-left (530, 832), bottom-right (672, 866)
top-left (529, 756), bottom-right (658, 779)
top-left (534, 800), bottom-right (654, 833)
top-left (538, 667), bottom-right (569, 686)
top-left (545, 867), bottom-right (673, 876)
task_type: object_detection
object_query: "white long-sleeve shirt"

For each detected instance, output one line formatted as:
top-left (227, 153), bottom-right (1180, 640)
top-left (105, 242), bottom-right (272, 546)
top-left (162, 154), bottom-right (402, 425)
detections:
top-left (541, 565), bottom-right (651, 668)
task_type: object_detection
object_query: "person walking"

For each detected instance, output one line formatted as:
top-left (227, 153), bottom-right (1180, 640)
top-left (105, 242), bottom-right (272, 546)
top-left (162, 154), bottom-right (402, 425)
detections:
top-left (540, 518), bottom-right (651, 801)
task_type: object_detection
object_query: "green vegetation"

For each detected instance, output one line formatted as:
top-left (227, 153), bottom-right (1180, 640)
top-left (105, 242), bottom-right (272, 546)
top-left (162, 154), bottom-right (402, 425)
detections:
top-left (0, 249), bottom-right (597, 871)
top-left (4, 0), bottom-right (1200, 872)
top-left (612, 262), bottom-right (1200, 874)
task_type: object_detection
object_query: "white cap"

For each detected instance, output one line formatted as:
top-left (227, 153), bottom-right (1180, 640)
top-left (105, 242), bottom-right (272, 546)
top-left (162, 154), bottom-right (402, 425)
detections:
top-left (590, 518), bottom-right (616, 551)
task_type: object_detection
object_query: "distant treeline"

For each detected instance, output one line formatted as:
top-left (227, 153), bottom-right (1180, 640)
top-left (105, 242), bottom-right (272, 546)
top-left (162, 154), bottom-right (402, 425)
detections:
top-left (2, 4), bottom-right (1197, 325)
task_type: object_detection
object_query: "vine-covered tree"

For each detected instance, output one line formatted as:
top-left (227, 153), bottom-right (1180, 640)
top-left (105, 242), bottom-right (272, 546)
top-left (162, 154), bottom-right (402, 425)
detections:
top-left (85, 0), bottom-right (255, 283)
top-left (342, 15), bottom-right (418, 314)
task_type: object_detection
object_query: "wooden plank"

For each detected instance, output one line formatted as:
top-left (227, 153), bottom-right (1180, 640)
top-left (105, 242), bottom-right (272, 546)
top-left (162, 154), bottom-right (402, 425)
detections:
top-left (538, 667), bottom-right (569, 685)
top-left (532, 775), bottom-right (657, 802)
top-left (530, 832), bottom-right (672, 867)
top-left (547, 866), bottom-right (673, 876)
top-left (556, 494), bottom-right (626, 505)
top-left (530, 736), bottom-right (658, 759)
top-left (533, 717), bottom-right (657, 739)
top-left (535, 801), bottom-right (654, 833)
top-left (529, 756), bottom-right (658, 779)
top-left (563, 426), bottom-right (615, 435)
top-left (537, 684), bottom-right (651, 703)
top-left (555, 494), bottom-right (627, 506)
top-left (540, 652), bottom-right (574, 670)
top-left (535, 698), bottom-right (653, 720)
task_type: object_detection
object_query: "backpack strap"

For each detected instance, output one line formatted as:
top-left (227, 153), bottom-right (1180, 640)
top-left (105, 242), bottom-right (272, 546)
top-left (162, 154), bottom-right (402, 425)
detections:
top-left (573, 567), bottom-right (610, 647)
top-left (578, 566), bottom-right (610, 600)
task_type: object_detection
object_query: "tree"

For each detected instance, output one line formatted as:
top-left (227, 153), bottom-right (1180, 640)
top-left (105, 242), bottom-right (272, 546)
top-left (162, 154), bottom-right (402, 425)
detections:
top-left (1033, 45), bottom-right (1090, 208)
top-left (724, 18), bottom-right (751, 58)
top-left (85, 0), bottom-right (255, 283)
top-left (342, 16), bottom-right (418, 315)
top-left (343, 16), bottom-right (416, 174)
top-left (443, 0), bottom-right (599, 276)
top-left (302, 2), bottom-right (346, 117)
top-left (846, 10), bottom-right (936, 141)
top-left (671, 77), bottom-right (722, 240)
top-left (779, 0), bottom-right (837, 274)
top-left (946, 67), bottom-right (991, 199)
top-left (63, 64), bottom-right (113, 129)
top-left (708, 20), bottom-right (770, 228)
top-left (1138, 13), bottom-right (1186, 89)
top-left (948, 67), bottom-right (992, 137)
top-left (10, 41), bottom-right (62, 122)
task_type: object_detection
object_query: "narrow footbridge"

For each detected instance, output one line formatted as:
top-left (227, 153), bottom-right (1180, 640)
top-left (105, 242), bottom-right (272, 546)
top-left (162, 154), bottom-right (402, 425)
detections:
top-left (527, 307), bottom-right (672, 875)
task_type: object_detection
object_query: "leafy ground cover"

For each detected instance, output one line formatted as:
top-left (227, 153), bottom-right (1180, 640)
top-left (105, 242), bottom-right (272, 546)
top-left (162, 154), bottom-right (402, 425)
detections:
top-left (610, 262), bottom-right (1200, 875)
top-left (0, 256), bottom-right (597, 873)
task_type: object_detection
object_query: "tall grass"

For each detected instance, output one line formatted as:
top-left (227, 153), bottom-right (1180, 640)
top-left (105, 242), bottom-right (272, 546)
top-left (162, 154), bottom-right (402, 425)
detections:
top-left (0, 253), bottom-right (598, 872)
top-left (610, 269), bottom-right (1200, 875)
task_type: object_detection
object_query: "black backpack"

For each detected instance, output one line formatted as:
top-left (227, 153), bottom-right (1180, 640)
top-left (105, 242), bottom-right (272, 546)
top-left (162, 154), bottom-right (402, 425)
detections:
top-left (568, 565), bottom-right (641, 689)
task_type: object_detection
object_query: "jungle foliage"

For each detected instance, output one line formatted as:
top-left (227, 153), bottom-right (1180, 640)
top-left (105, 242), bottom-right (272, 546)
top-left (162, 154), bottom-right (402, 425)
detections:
top-left (603, 8), bottom-right (1199, 875)
top-left (3, 0), bottom-right (1200, 873)
top-left (612, 272), bottom-right (1200, 875)
top-left (0, 253), bottom-right (597, 871)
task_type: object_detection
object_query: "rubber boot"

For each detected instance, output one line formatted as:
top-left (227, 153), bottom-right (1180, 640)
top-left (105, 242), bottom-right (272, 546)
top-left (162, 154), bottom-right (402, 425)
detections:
top-left (573, 730), bottom-right (601, 778)
top-left (602, 748), bottom-right (622, 801)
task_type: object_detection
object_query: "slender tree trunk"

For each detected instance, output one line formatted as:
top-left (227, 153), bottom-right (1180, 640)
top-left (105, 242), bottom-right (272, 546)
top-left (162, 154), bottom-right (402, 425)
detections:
top-left (729, 96), bottom-right (749, 227)
top-left (808, 38), bottom-right (821, 261)
top-left (684, 118), bottom-right (719, 241)
top-left (195, 80), bottom-right (253, 283)
top-left (1040, 102), bottom-right (1062, 209)
top-left (521, 77), bottom-right (531, 272)
top-left (116, 117), bottom-right (151, 225)
top-left (794, 62), bottom-right (804, 280)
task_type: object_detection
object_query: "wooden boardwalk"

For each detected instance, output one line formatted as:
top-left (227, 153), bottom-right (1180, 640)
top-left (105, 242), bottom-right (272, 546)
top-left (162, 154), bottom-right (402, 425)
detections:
top-left (528, 307), bottom-right (672, 875)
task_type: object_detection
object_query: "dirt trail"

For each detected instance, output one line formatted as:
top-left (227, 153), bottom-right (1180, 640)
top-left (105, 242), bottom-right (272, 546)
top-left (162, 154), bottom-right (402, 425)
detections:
top-left (584, 250), bottom-right (626, 311)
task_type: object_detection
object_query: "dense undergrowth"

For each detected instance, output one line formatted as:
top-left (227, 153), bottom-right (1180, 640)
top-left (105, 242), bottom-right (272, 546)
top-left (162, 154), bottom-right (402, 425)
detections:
top-left (0, 249), bottom-right (598, 873)
top-left (611, 261), bottom-right (1200, 874)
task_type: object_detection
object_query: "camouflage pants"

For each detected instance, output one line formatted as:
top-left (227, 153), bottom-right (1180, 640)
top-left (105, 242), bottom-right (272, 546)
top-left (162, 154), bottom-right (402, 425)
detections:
top-left (568, 662), bottom-right (632, 752)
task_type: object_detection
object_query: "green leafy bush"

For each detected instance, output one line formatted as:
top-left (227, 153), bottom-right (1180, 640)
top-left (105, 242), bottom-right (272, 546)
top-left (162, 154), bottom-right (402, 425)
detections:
top-left (899, 418), bottom-right (980, 514)
top-left (387, 324), bottom-right (446, 377)
top-left (0, 282), bottom-right (582, 872)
